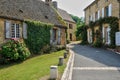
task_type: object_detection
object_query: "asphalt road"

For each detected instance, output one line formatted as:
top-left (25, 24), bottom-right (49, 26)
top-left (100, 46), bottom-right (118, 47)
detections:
top-left (70, 44), bottom-right (120, 80)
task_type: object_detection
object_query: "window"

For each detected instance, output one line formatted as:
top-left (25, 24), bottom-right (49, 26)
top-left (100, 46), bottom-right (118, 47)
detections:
top-left (5, 21), bottom-right (21, 39)
top-left (105, 6), bottom-right (109, 17)
top-left (69, 24), bottom-right (73, 29)
top-left (11, 24), bottom-right (20, 38)
top-left (53, 29), bottom-right (57, 41)
top-left (95, 12), bottom-right (98, 20)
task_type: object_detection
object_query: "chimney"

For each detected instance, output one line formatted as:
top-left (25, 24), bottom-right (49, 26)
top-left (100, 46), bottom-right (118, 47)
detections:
top-left (45, 0), bottom-right (52, 5)
top-left (52, 1), bottom-right (58, 10)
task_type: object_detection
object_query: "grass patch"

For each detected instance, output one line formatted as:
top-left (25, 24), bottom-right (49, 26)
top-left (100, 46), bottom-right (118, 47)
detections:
top-left (0, 50), bottom-right (68, 80)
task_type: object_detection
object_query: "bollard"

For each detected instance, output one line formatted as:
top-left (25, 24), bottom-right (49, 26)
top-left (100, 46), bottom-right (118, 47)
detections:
top-left (66, 47), bottom-right (70, 54)
top-left (50, 66), bottom-right (58, 79)
top-left (59, 56), bottom-right (64, 66)
top-left (64, 51), bottom-right (67, 59)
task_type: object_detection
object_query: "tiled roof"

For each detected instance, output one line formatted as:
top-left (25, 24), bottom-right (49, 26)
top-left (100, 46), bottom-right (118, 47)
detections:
top-left (0, 0), bottom-right (63, 26)
top-left (58, 8), bottom-right (75, 23)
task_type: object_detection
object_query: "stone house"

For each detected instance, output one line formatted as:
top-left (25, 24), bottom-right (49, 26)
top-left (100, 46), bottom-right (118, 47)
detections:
top-left (0, 0), bottom-right (67, 46)
top-left (84, 0), bottom-right (120, 45)
top-left (46, 0), bottom-right (76, 41)
top-left (58, 9), bottom-right (76, 41)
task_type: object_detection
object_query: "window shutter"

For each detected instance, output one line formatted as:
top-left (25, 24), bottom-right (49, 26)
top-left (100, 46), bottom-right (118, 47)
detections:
top-left (90, 15), bottom-right (92, 21)
top-left (109, 4), bottom-right (112, 16)
top-left (93, 13), bottom-right (95, 21)
top-left (98, 10), bottom-right (100, 19)
top-left (50, 28), bottom-right (53, 44)
top-left (107, 26), bottom-right (111, 44)
top-left (102, 26), bottom-right (105, 39)
top-left (58, 28), bottom-right (61, 44)
top-left (102, 8), bottom-right (104, 17)
top-left (19, 24), bottom-right (22, 38)
top-left (5, 21), bottom-right (11, 38)
top-left (23, 23), bottom-right (27, 39)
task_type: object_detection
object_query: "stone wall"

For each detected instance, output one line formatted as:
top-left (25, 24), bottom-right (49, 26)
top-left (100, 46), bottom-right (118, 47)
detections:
top-left (66, 20), bottom-right (76, 41)
top-left (0, 18), bottom-right (23, 46)
top-left (85, 0), bottom-right (119, 25)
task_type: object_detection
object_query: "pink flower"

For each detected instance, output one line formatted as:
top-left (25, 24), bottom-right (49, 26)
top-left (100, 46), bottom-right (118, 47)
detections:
top-left (11, 38), bottom-right (18, 41)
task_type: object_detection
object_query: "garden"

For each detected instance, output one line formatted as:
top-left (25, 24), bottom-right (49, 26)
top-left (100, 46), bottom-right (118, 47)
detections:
top-left (0, 20), bottom-right (68, 80)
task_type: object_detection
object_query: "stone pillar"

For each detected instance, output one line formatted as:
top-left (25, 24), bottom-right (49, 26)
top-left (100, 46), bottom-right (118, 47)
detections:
top-left (59, 56), bottom-right (64, 66)
top-left (50, 66), bottom-right (58, 79)
top-left (64, 51), bottom-right (67, 59)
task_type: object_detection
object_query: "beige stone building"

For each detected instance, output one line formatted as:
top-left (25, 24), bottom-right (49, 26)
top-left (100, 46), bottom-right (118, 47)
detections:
top-left (84, 0), bottom-right (120, 45)
top-left (58, 9), bottom-right (76, 41)
top-left (0, 0), bottom-right (67, 46)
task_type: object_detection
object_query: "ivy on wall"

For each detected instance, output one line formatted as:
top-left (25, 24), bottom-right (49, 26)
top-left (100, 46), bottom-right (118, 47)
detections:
top-left (24, 20), bottom-right (53, 54)
top-left (88, 17), bottom-right (119, 47)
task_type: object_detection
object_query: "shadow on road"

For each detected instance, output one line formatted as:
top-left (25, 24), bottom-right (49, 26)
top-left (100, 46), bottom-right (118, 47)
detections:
top-left (70, 44), bottom-right (120, 68)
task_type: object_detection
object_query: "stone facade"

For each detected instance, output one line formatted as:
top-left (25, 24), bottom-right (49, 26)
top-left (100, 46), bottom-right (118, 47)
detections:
top-left (66, 20), bottom-right (76, 41)
top-left (51, 26), bottom-right (66, 45)
top-left (58, 9), bottom-right (76, 41)
top-left (0, 18), bottom-right (23, 46)
top-left (84, 0), bottom-right (120, 44)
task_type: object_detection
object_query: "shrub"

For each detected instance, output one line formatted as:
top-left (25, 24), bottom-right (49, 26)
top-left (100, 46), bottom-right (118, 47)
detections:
top-left (0, 39), bottom-right (30, 64)
top-left (93, 39), bottom-right (102, 48)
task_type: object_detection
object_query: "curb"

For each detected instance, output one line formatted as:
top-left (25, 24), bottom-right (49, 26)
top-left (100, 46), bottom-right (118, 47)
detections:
top-left (61, 50), bottom-right (75, 80)
top-left (107, 48), bottom-right (120, 55)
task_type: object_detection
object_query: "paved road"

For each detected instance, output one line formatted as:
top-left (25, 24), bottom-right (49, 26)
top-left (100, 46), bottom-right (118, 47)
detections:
top-left (70, 44), bottom-right (120, 80)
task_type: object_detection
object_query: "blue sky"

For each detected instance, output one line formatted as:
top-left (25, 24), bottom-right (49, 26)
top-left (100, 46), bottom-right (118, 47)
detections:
top-left (52, 0), bottom-right (94, 17)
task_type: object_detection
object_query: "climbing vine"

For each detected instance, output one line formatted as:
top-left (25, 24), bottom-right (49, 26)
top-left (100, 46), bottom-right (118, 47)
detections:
top-left (88, 17), bottom-right (119, 47)
top-left (24, 20), bottom-right (53, 54)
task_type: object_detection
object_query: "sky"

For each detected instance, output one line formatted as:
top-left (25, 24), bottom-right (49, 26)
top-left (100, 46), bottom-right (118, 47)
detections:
top-left (51, 0), bottom-right (95, 18)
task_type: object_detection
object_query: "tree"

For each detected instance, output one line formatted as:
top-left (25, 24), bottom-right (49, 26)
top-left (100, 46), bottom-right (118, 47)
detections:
top-left (70, 14), bottom-right (86, 40)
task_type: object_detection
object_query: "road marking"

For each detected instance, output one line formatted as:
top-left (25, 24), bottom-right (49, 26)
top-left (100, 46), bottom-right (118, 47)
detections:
top-left (73, 67), bottom-right (120, 70)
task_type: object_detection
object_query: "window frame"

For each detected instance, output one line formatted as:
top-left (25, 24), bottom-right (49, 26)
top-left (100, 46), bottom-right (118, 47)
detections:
top-left (11, 23), bottom-right (20, 38)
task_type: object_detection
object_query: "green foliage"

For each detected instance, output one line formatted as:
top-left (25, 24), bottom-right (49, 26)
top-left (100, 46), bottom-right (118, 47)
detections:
top-left (93, 39), bottom-right (103, 48)
top-left (80, 25), bottom-right (88, 45)
top-left (52, 7), bottom-right (67, 26)
top-left (70, 14), bottom-right (85, 40)
top-left (88, 17), bottom-right (119, 47)
top-left (0, 39), bottom-right (30, 64)
top-left (70, 14), bottom-right (84, 27)
top-left (0, 50), bottom-right (67, 80)
top-left (24, 20), bottom-right (53, 54)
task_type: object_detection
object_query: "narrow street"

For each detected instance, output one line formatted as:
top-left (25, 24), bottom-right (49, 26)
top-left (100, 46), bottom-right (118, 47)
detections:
top-left (70, 43), bottom-right (120, 80)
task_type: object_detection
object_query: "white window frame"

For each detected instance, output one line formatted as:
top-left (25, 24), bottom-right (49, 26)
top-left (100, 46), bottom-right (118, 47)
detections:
top-left (11, 23), bottom-right (20, 38)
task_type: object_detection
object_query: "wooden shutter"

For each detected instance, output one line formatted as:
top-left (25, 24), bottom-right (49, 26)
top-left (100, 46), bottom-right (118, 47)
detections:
top-left (107, 26), bottom-right (111, 44)
top-left (23, 23), bottom-right (27, 39)
top-left (58, 28), bottom-right (61, 44)
top-left (19, 24), bottom-right (22, 38)
top-left (102, 8), bottom-right (104, 18)
top-left (93, 13), bottom-right (95, 21)
top-left (90, 15), bottom-right (92, 21)
top-left (50, 28), bottom-right (53, 44)
top-left (109, 4), bottom-right (112, 16)
top-left (102, 26), bottom-right (105, 42)
top-left (5, 21), bottom-right (11, 38)
top-left (98, 10), bottom-right (100, 19)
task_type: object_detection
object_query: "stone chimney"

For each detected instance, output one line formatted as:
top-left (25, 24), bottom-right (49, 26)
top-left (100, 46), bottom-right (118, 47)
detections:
top-left (45, 0), bottom-right (52, 5)
top-left (52, 1), bottom-right (58, 10)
